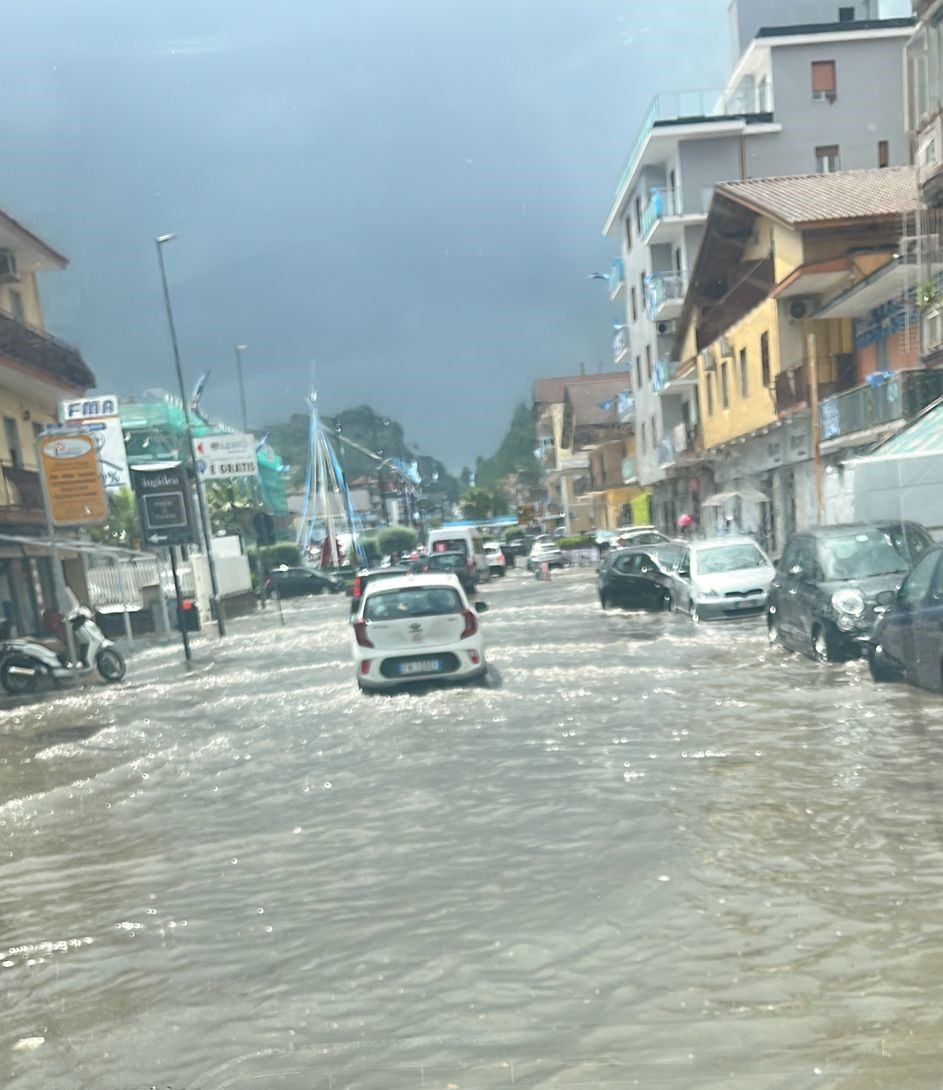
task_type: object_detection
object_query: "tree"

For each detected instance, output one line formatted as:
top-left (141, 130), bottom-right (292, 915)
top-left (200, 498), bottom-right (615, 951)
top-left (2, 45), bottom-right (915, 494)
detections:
top-left (378, 525), bottom-right (418, 556)
top-left (89, 488), bottom-right (141, 547)
top-left (461, 486), bottom-right (494, 520)
top-left (475, 403), bottom-right (538, 489)
top-left (206, 481), bottom-right (266, 540)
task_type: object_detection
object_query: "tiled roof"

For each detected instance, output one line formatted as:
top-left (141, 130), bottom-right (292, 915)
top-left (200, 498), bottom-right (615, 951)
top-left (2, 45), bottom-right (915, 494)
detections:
top-left (533, 371), bottom-right (626, 406)
top-left (564, 377), bottom-right (631, 427)
top-left (717, 166), bottom-right (918, 226)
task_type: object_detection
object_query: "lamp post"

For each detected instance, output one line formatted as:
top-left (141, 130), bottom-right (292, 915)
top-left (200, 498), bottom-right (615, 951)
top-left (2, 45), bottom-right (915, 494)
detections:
top-left (234, 344), bottom-right (249, 432)
top-left (155, 233), bottom-right (227, 637)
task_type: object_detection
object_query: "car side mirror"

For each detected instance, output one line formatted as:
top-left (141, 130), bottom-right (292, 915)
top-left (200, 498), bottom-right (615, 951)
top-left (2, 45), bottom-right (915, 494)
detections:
top-left (474, 601), bottom-right (489, 614)
top-left (875, 589), bottom-right (896, 608)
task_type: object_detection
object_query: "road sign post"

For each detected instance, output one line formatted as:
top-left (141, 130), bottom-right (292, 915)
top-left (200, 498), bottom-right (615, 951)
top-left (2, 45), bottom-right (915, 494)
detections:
top-left (131, 462), bottom-right (197, 663)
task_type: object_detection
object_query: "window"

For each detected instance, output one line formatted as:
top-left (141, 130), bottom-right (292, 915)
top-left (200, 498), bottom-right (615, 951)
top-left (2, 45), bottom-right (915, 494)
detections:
top-left (639, 272), bottom-right (647, 316)
top-left (878, 140), bottom-right (890, 169)
top-left (816, 145), bottom-right (840, 173)
top-left (8, 289), bottom-right (24, 323)
top-left (738, 347), bottom-right (748, 398)
top-left (650, 415), bottom-right (656, 443)
top-left (635, 355), bottom-right (642, 389)
top-left (812, 61), bottom-right (836, 101)
top-left (894, 550), bottom-right (936, 607)
top-left (4, 417), bottom-right (21, 468)
top-left (640, 421), bottom-right (647, 451)
top-left (760, 332), bottom-right (771, 387)
top-left (720, 361), bottom-right (730, 409)
top-left (625, 216), bottom-right (632, 251)
top-left (674, 247), bottom-right (682, 273)
top-left (635, 196), bottom-right (642, 234)
top-left (630, 286), bottom-right (638, 323)
top-left (838, 7), bottom-right (855, 22)
top-left (706, 373), bottom-right (715, 416)
top-left (645, 345), bottom-right (652, 382)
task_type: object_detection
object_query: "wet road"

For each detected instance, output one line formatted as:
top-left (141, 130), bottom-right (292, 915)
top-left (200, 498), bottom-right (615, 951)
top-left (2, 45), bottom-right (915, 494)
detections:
top-left (2, 567), bottom-right (943, 1090)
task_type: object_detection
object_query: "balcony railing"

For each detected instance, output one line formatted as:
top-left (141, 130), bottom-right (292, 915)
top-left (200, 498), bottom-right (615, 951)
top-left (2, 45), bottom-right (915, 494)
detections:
top-left (613, 328), bottom-right (629, 364)
top-left (0, 463), bottom-right (44, 522)
top-left (614, 87), bottom-right (775, 199)
top-left (672, 422), bottom-right (702, 457)
top-left (608, 257), bottom-right (625, 300)
top-left (639, 187), bottom-right (713, 239)
top-left (0, 311), bottom-right (94, 389)
top-left (646, 273), bottom-right (686, 321)
top-left (819, 370), bottom-right (943, 443)
top-left (656, 437), bottom-right (675, 466)
top-left (652, 358), bottom-right (697, 394)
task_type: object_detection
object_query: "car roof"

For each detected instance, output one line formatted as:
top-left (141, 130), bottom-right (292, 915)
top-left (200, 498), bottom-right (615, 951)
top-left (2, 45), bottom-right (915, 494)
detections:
top-left (794, 524), bottom-right (891, 539)
top-left (690, 536), bottom-right (765, 550)
top-left (362, 573), bottom-right (464, 596)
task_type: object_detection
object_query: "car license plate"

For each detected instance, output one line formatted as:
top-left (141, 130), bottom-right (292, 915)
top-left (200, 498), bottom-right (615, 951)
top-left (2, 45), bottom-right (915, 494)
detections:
top-left (399, 659), bottom-right (441, 676)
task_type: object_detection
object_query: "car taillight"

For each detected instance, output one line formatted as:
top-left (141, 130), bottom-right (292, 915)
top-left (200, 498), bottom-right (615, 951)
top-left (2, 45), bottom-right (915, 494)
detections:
top-left (354, 621), bottom-right (374, 648)
top-left (352, 577), bottom-right (363, 598)
top-left (460, 609), bottom-right (477, 640)
top-left (497, 552), bottom-right (504, 563)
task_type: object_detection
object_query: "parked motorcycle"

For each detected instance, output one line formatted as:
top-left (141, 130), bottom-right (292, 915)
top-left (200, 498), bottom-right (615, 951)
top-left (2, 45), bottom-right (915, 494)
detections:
top-left (0, 606), bottom-right (126, 695)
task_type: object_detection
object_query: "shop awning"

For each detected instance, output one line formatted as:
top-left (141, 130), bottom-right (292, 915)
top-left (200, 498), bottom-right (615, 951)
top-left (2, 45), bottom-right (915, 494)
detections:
top-left (702, 488), bottom-right (770, 508)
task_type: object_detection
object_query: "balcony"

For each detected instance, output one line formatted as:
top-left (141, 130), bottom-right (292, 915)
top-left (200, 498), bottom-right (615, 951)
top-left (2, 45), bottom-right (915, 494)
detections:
top-left (640, 187), bottom-right (713, 244)
top-left (646, 273), bottom-right (687, 322)
top-left (671, 422), bottom-right (703, 459)
top-left (656, 436), bottom-right (675, 467)
top-left (819, 370), bottom-right (943, 445)
top-left (774, 367), bottom-right (810, 416)
top-left (613, 327), bottom-right (630, 365)
top-left (608, 257), bottom-right (625, 301)
top-left (652, 358), bottom-right (698, 396)
top-left (0, 463), bottom-right (44, 524)
top-left (0, 311), bottom-right (94, 390)
top-left (621, 456), bottom-right (637, 484)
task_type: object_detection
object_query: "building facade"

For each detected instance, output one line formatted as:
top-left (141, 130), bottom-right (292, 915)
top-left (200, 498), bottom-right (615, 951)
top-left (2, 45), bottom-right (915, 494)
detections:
top-left (603, 1), bottom-right (914, 533)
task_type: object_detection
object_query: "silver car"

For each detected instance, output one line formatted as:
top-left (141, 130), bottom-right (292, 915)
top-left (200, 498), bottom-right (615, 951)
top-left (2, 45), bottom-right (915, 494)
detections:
top-left (670, 537), bottom-right (775, 621)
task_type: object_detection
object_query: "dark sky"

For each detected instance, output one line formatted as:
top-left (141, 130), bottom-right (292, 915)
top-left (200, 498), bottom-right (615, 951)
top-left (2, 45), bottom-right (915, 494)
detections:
top-left (1, 1), bottom-right (735, 470)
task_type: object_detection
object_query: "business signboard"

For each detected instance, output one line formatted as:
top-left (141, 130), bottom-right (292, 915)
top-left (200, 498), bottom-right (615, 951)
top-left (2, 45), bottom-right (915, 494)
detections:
top-left (193, 432), bottom-right (259, 480)
top-left (130, 462), bottom-right (196, 547)
top-left (58, 394), bottom-right (131, 492)
top-left (38, 432), bottom-right (108, 527)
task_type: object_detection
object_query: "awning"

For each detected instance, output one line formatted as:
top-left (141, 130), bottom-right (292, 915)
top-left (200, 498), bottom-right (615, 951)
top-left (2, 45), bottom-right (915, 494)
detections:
top-left (702, 488), bottom-right (770, 508)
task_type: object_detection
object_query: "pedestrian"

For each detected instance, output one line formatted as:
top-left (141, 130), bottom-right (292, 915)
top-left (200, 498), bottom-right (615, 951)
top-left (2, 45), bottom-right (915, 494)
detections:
top-left (676, 513), bottom-right (695, 541)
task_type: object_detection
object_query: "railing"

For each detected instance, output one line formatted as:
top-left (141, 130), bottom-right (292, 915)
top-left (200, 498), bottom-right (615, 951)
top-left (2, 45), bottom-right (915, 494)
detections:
top-left (672, 422), bottom-right (702, 457)
top-left (775, 367), bottom-right (810, 415)
top-left (646, 273), bottom-right (686, 320)
top-left (0, 310), bottom-right (93, 388)
top-left (656, 437), bottom-right (675, 466)
top-left (613, 327), bottom-right (629, 364)
top-left (639, 187), bottom-right (713, 238)
top-left (614, 87), bottom-right (775, 198)
top-left (819, 370), bottom-right (943, 442)
top-left (608, 257), bottom-right (625, 300)
top-left (652, 359), bottom-right (691, 393)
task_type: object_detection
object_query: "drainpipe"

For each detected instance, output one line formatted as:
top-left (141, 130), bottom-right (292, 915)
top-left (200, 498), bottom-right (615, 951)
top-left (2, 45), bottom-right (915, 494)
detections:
top-left (808, 331), bottom-right (823, 522)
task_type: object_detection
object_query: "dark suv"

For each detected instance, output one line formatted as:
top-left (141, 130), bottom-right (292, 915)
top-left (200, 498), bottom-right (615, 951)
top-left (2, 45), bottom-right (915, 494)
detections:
top-left (767, 522), bottom-right (931, 662)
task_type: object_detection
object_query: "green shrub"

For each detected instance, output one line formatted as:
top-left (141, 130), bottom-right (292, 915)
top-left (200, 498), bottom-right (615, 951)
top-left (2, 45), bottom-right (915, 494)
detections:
top-left (247, 542), bottom-right (302, 573)
top-left (557, 535), bottom-right (595, 550)
top-left (378, 525), bottom-right (419, 556)
top-left (361, 537), bottom-right (381, 565)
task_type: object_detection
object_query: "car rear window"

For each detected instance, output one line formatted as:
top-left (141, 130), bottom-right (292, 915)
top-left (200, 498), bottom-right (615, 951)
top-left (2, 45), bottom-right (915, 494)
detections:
top-left (364, 587), bottom-right (463, 621)
top-left (431, 539), bottom-right (468, 556)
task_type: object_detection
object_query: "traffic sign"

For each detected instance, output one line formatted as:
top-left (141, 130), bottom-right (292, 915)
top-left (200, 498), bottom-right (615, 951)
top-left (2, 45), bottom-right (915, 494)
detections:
top-left (130, 462), bottom-right (196, 547)
top-left (39, 432), bottom-right (108, 527)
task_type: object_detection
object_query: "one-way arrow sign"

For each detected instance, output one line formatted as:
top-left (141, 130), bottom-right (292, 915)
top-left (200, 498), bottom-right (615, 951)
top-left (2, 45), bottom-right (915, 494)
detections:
top-left (130, 462), bottom-right (196, 548)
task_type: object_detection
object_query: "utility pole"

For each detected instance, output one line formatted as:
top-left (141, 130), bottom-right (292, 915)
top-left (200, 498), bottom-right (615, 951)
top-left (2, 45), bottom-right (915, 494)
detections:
top-left (808, 331), bottom-right (823, 521)
top-left (155, 234), bottom-right (227, 637)
top-left (234, 344), bottom-right (249, 432)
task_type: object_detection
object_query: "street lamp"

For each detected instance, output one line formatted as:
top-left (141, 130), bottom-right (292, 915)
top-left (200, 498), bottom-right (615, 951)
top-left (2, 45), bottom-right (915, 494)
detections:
top-left (234, 344), bottom-right (249, 432)
top-left (154, 232), bottom-right (227, 637)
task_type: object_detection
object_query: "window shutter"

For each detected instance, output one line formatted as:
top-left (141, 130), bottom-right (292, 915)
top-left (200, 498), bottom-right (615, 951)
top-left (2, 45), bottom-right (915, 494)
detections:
top-left (812, 61), bottom-right (836, 94)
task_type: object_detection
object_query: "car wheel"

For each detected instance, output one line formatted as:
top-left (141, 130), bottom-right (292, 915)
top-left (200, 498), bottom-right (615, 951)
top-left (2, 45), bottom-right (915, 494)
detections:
top-left (869, 646), bottom-right (901, 683)
top-left (600, 593), bottom-right (611, 610)
top-left (812, 622), bottom-right (842, 663)
top-left (690, 603), bottom-right (700, 623)
top-left (662, 592), bottom-right (673, 612)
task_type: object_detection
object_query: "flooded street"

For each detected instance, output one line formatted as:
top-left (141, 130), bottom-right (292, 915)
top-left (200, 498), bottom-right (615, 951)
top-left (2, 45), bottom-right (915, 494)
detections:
top-left (3, 568), bottom-right (943, 1090)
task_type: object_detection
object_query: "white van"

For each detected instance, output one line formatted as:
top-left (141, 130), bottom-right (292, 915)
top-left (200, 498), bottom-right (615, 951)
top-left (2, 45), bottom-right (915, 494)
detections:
top-left (426, 526), bottom-right (490, 584)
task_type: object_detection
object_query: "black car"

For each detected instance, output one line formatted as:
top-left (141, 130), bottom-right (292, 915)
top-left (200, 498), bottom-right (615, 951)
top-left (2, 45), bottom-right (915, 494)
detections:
top-left (869, 545), bottom-right (943, 690)
top-left (597, 543), bottom-right (685, 611)
top-left (265, 566), bottom-right (345, 599)
top-left (767, 523), bottom-right (930, 662)
top-left (407, 551), bottom-right (477, 595)
top-left (348, 566), bottom-right (411, 616)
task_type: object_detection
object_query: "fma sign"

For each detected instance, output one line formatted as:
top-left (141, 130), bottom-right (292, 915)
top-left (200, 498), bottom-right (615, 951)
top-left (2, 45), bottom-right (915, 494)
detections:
top-left (58, 394), bottom-right (131, 492)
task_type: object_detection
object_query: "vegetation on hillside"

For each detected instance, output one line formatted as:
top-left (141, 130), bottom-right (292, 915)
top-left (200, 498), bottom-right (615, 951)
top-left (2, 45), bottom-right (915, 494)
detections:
top-left (474, 403), bottom-right (540, 490)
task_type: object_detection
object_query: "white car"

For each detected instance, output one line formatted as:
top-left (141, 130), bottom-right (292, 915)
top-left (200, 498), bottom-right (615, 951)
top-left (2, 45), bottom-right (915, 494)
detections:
top-left (669, 537), bottom-right (775, 621)
top-left (483, 541), bottom-right (507, 576)
top-left (351, 574), bottom-right (489, 691)
top-left (527, 540), bottom-right (568, 571)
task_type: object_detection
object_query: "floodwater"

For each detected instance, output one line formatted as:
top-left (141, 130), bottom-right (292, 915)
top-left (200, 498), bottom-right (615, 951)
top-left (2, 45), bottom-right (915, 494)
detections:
top-left (2, 567), bottom-right (943, 1090)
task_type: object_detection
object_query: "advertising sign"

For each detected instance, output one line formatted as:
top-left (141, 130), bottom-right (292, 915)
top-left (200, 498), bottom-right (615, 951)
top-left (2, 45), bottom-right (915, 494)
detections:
top-left (194, 432), bottom-right (259, 480)
top-left (39, 432), bottom-right (108, 526)
top-left (58, 394), bottom-right (131, 492)
top-left (130, 462), bottom-right (196, 547)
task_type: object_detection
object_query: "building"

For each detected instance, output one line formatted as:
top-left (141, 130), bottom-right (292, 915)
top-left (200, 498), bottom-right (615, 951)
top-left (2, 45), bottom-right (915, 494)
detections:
top-left (672, 166), bottom-right (943, 551)
top-left (602, 0), bottom-right (914, 532)
top-left (0, 206), bottom-right (96, 634)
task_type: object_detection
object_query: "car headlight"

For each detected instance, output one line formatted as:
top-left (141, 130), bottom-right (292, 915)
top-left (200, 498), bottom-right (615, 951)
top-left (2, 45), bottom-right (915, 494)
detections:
top-left (831, 588), bottom-right (866, 617)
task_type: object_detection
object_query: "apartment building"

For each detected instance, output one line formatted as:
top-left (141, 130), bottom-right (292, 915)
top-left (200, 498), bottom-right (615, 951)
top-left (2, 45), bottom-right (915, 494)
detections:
top-left (602, 0), bottom-right (914, 533)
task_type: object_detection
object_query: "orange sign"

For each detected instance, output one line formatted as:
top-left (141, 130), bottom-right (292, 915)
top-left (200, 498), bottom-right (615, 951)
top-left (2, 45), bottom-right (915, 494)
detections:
top-left (39, 432), bottom-right (107, 526)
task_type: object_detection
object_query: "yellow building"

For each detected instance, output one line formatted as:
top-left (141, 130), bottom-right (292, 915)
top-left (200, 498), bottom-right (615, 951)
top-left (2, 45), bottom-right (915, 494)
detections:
top-left (672, 167), bottom-right (917, 550)
top-left (0, 206), bottom-right (95, 632)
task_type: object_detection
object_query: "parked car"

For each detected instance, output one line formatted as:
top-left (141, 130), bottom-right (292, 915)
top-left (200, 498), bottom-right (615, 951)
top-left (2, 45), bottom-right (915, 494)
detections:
top-left (595, 529), bottom-right (621, 552)
top-left (407, 551), bottom-right (476, 595)
top-left (527, 541), bottom-right (569, 572)
top-left (483, 541), bottom-right (507, 577)
top-left (348, 565), bottom-right (411, 617)
top-left (426, 526), bottom-right (490, 583)
top-left (868, 545), bottom-right (943, 690)
top-left (615, 526), bottom-right (672, 549)
top-left (351, 574), bottom-right (489, 691)
top-left (265, 566), bottom-right (345, 599)
top-left (670, 537), bottom-right (775, 621)
top-left (597, 544), bottom-right (685, 611)
top-left (873, 520), bottom-right (936, 566)
top-left (767, 524), bottom-right (920, 662)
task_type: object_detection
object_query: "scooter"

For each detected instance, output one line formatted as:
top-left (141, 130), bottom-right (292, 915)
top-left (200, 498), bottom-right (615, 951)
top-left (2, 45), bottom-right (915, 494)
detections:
top-left (0, 606), bottom-right (127, 695)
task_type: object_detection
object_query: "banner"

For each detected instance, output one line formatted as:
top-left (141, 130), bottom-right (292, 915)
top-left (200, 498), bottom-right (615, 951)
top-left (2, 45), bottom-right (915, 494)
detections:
top-left (39, 432), bottom-right (107, 527)
top-left (193, 432), bottom-right (259, 480)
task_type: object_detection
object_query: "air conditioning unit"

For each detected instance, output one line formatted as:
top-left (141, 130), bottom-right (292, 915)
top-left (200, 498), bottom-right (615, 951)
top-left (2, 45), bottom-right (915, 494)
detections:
top-left (700, 350), bottom-right (716, 373)
top-left (718, 335), bottom-right (734, 358)
top-left (0, 250), bottom-right (19, 284)
top-left (656, 319), bottom-right (678, 336)
top-left (788, 297), bottom-right (815, 321)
